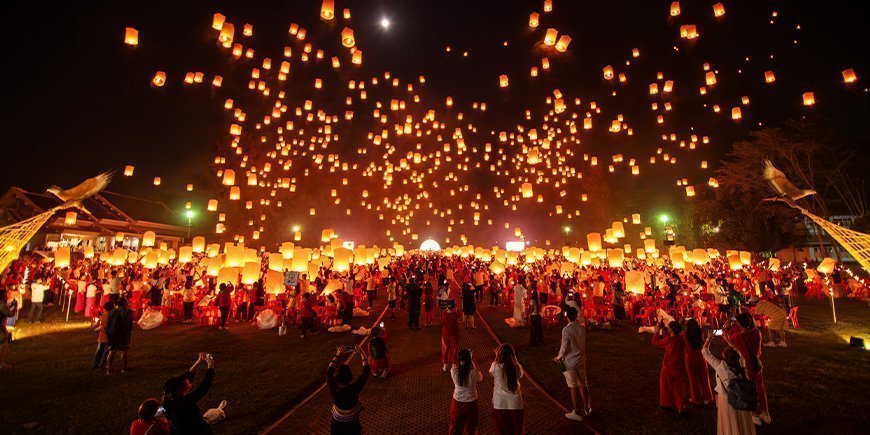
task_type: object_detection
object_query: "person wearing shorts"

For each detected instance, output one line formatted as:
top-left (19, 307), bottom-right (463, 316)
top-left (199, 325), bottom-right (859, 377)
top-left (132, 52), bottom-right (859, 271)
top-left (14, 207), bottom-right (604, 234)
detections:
top-left (553, 307), bottom-right (590, 422)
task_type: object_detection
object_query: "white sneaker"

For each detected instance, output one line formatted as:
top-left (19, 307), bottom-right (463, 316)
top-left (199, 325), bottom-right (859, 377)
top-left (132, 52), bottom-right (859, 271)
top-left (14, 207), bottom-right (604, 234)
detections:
top-left (565, 412), bottom-right (584, 422)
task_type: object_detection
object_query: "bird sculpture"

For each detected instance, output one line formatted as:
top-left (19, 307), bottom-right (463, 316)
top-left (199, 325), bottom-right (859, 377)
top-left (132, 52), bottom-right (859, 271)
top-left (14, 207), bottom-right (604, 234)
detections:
top-left (762, 159), bottom-right (816, 203)
top-left (46, 171), bottom-right (113, 214)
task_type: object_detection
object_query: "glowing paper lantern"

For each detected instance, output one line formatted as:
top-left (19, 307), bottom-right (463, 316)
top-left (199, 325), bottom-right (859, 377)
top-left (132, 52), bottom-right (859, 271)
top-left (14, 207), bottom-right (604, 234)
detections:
top-left (731, 107), bottom-right (742, 120)
top-left (769, 258), bottom-right (781, 271)
top-left (242, 262), bottom-right (260, 284)
top-left (555, 35), bottom-right (572, 52)
top-left (607, 249), bottom-right (624, 267)
top-left (631, 214), bottom-right (641, 224)
top-left (587, 233), bottom-right (602, 252)
top-left (802, 92), bottom-right (815, 106)
top-left (625, 271), bottom-right (644, 294)
top-left (670, 1), bottom-right (681, 16)
top-left (490, 261), bottom-right (505, 275)
top-left (265, 269), bottom-right (285, 294)
top-left (178, 246), bottom-right (193, 263)
top-left (521, 183), bottom-right (534, 198)
top-left (529, 12), bottom-right (539, 28)
top-left (341, 27), bottom-right (355, 48)
top-left (612, 221), bottom-right (625, 238)
top-left (764, 70), bottom-right (776, 83)
top-left (217, 267), bottom-right (239, 286)
top-left (713, 2), bottom-right (725, 17)
top-left (143, 251), bottom-right (159, 269)
top-left (817, 257), bottom-right (836, 274)
top-left (320, 0), bottom-right (335, 20)
top-left (499, 74), bottom-right (509, 88)
top-left (333, 247), bottom-right (353, 272)
top-left (54, 247), bottom-right (71, 268)
top-left (728, 255), bottom-right (743, 270)
top-left (64, 211), bottom-right (77, 226)
top-left (124, 27), bottom-right (139, 46)
top-left (142, 231), bottom-right (156, 247)
top-left (842, 68), bottom-right (857, 83)
top-left (739, 251), bottom-right (752, 265)
top-left (544, 28), bottom-right (558, 46)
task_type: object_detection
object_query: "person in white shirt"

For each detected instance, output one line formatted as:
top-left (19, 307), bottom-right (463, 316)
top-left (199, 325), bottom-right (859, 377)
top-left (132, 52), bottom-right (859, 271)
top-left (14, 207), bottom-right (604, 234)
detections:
top-left (449, 349), bottom-right (483, 434)
top-left (29, 278), bottom-right (48, 323)
top-left (490, 343), bottom-right (524, 434)
top-left (702, 334), bottom-right (757, 435)
top-left (512, 282), bottom-right (526, 326)
top-left (553, 306), bottom-right (590, 422)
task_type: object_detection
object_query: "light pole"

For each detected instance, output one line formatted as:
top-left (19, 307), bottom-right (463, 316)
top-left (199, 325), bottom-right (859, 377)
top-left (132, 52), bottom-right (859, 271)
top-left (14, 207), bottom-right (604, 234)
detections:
top-left (185, 210), bottom-right (195, 238)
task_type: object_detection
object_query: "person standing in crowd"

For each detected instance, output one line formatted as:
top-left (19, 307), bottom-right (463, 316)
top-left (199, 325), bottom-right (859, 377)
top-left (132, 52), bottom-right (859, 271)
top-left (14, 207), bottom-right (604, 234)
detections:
top-left (0, 288), bottom-right (18, 369)
top-left (490, 343), bottom-right (524, 435)
top-left (28, 276), bottom-right (48, 323)
top-left (129, 398), bottom-right (170, 435)
top-left (366, 272), bottom-right (377, 311)
top-left (182, 275), bottom-right (196, 322)
top-left (653, 320), bottom-right (689, 415)
top-left (473, 267), bottom-right (486, 304)
top-left (441, 300), bottom-right (460, 372)
top-left (528, 291), bottom-right (543, 346)
top-left (726, 312), bottom-right (770, 425)
top-left (216, 283), bottom-right (232, 330)
top-left (684, 319), bottom-right (714, 405)
top-left (423, 281), bottom-right (435, 327)
top-left (105, 298), bottom-right (133, 374)
top-left (553, 307), bottom-right (590, 421)
top-left (461, 283), bottom-right (477, 330)
top-left (92, 301), bottom-right (114, 370)
top-left (163, 353), bottom-right (215, 434)
top-left (327, 346), bottom-right (369, 435)
top-left (385, 278), bottom-right (397, 319)
top-left (449, 348), bottom-right (483, 435)
top-left (85, 278), bottom-right (99, 318)
top-left (406, 277), bottom-right (422, 330)
top-left (511, 280), bottom-right (526, 327)
top-left (368, 326), bottom-right (389, 378)
top-left (300, 292), bottom-right (318, 338)
top-left (703, 334), bottom-right (757, 435)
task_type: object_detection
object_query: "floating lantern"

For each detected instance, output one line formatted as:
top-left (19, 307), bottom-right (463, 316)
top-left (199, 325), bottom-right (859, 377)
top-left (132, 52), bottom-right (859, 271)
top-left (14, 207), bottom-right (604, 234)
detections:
top-left (229, 186), bottom-right (241, 200)
top-left (713, 2), bottom-right (725, 17)
top-left (64, 211), bottom-right (77, 226)
top-left (764, 70), bottom-right (776, 83)
top-left (212, 13), bottom-right (226, 30)
top-left (242, 262), bottom-right (260, 284)
top-left (670, 1), bottom-right (681, 16)
top-left (608, 249), bottom-right (624, 267)
top-left (54, 247), bottom-right (71, 268)
top-left (802, 92), bottom-right (815, 106)
top-left (320, 0), bottom-right (335, 20)
top-left (124, 27), bottom-right (139, 46)
top-left (632, 213), bottom-right (641, 224)
top-left (625, 271), bottom-right (644, 294)
top-left (817, 257), bottom-right (836, 274)
top-left (728, 254), bottom-right (742, 270)
top-left (192, 236), bottom-right (205, 253)
top-left (587, 233), bottom-right (602, 252)
top-left (341, 27), bottom-right (355, 48)
top-left (555, 35), bottom-right (571, 52)
top-left (142, 231), bottom-right (156, 247)
top-left (529, 12), bottom-right (539, 28)
top-left (842, 68), bottom-right (857, 83)
top-left (544, 28), bottom-right (558, 46)
top-left (178, 246), bottom-right (193, 264)
top-left (644, 238), bottom-right (656, 253)
top-left (499, 74), bottom-right (509, 88)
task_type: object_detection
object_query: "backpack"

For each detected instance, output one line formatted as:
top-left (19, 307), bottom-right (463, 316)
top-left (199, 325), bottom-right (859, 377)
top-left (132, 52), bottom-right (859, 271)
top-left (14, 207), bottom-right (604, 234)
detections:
top-left (724, 370), bottom-right (758, 411)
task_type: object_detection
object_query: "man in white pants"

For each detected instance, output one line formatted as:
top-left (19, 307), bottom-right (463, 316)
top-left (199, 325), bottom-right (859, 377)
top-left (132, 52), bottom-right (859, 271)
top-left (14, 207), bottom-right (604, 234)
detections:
top-left (29, 279), bottom-right (48, 323)
top-left (553, 307), bottom-right (590, 421)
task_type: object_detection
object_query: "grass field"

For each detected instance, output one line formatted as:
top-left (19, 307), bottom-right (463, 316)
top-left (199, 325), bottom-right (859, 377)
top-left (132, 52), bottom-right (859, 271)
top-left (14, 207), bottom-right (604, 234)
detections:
top-left (0, 305), bottom-right (382, 434)
top-left (478, 297), bottom-right (870, 434)
top-left (0, 297), bottom-right (867, 434)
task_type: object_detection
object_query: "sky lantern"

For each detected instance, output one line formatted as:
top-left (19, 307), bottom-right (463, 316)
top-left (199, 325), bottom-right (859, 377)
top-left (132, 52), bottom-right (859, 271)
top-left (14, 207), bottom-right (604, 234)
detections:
top-left (587, 232), bottom-right (602, 252)
top-left (544, 28), bottom-right (558, 46)
top-left (499, 74), bottom-right (509, 88)
top-left (142, 231), bottom-right (156, 247)
top-left (212, 13), bottom-right (226, 30)
top-left (603, 65), bottom-right (614, 80)
top-left (124, 27), bottom-right (139, 46)
top-left (219, 23), bottom-right (234, 45)
top-left (64, 211), bottom-right (77, 226)
top-left (54, 246), bottom-right (71, 268)
top-left (544, 0), bottom-right (553, 12)
top-left (123, 165), bottom-right (135, 176)
top-left (555, 35), bottom-right (571, 52)
top-left (625, 271), bottom-right (644, 294)
top-left (152, 71), bottom-right (166, 87)
top-left (223, 169), bottom-right (236, 185)
top-left (817, 257), bottom-right (836, 274)
top-left (529, 12), bottom-right (539, 28)
top-left (192, 236), bottom-right (205, 253)
top-left (685, 185), bottom-right (696, 196)
top-left (670, 1), bottom-right (680, 16)
top-left (802, 92), bottom-right (816, 106)
top-left (713, 2), bottom-right (725, 17)
top-left (521, 182), bottom-right (534, 198)
top-left (731, 107), bottom-right (742, 120)
top-left (842, 68), bottom-right (857, 83)
top-left (320, 0), bottom-right (335, 20)
top-left (153, 177), bottom-right (161, 186)
top-left (632, 213), bottom-right (641, 224)
top-left (242, 262), bottom-right (260, 284)
top-left (341, 27), bottom-right (355, 48)
top-left (229, 186), bottom-right (241, 200)
top-left (207, 199), bottom-right (218, 211)
top-left (608, 249), bottom-right (624, 267)
top-left (764, 70), bottom-right (776, 83)
top-left (705, 71), bottom-right (717, 86)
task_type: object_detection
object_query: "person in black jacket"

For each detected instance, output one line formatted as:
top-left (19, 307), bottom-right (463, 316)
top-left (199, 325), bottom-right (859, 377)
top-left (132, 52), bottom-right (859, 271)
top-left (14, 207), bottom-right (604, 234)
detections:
top-left (328, 346), bottom-right (369, 435)
top-left (405, 278), bottom-right (422, 330)
top-left (105, 297), bottom-right (133, 374)
top-left (163, 353), bottom-right (216, 434)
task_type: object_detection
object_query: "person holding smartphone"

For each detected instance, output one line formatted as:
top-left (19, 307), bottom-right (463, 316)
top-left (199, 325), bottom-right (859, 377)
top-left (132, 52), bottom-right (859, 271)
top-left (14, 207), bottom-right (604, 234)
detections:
top-left (327, 345), bottom-right (369, 434)
top-left (162, 353), bottom-right (216, 434)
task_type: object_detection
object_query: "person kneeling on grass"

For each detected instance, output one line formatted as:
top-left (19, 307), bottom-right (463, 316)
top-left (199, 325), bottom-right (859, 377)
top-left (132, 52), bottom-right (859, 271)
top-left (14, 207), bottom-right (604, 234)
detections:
top-left (163, 353), bottom-right (216, 435)
top-left (328, 345), bottom-right (369, 435)
top-left (368, 326), bottom-right (390, 378)
top-left (130, 397), bottom-right (169, 435)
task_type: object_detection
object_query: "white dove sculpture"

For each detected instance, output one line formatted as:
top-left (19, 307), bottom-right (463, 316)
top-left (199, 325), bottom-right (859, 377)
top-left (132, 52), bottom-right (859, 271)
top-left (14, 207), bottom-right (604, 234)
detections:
top-left (762, 159), bottom-right (816, 202)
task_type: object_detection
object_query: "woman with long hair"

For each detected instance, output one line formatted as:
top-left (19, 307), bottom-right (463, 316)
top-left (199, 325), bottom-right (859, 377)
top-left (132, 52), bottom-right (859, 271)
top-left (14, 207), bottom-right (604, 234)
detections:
top-left (703, 335), bottom-right (756, 434)
top-left (684, 319), bottom-right (714, 405)
top-left (490, 343), bottom-right (524, 434)
top-left (449, 349), bottom-right (483, 434)
top-left (653, 320), bottom-right (689, 414)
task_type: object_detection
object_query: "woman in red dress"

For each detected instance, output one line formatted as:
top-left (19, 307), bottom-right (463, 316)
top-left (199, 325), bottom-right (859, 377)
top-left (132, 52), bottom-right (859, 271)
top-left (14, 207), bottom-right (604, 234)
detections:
top-left (441, 300), bottom-right (460, 372)
top-left (652, 320), bottom-right (689, 414)
top-left (684, 319), bottom-right (713, 405)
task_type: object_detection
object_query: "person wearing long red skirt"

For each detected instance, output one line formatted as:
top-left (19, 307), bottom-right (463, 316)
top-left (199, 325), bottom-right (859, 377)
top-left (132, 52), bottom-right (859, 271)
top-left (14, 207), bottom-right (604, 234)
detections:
top-left (726, 312), bottom-right (770, 425)
top-left (441, 301), bottom-right (460, 371)
top-left (449, 349), bottom-right (482, 435)
top-left (684, 319), bottom-right (714, 405)
top-left (653, 320), bottom-right (689, 414)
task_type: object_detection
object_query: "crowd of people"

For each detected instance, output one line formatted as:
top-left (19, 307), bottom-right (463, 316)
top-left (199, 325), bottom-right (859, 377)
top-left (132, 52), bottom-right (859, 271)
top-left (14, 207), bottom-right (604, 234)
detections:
top-left (1, 248), bottom-right (867, 434)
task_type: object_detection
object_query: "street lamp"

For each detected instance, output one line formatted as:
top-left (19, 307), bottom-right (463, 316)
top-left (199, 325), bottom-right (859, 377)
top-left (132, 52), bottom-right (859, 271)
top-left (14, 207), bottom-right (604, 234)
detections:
top-left (563, 226), bottom-right (571, 245)
top-left (659, 214), bottom-right (670, 224)
top-left (185, 210), bottom-right (195, 238)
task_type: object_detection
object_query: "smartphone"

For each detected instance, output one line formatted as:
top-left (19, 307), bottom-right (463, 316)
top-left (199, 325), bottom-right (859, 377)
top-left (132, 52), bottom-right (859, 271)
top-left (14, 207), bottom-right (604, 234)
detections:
top-left (713, 329), bottom-right (723, 336)
top-left (684, 317), bottom-right (692, 322)
top-left (379, 321), bottom-right (384, 328)
top-left (730, 316), bottom-right (736, 321)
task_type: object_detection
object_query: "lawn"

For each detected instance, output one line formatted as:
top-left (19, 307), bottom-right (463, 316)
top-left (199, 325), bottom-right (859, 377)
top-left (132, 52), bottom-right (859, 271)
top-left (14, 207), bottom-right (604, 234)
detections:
top-left (0, 303), bottom-right (383, 434)
top-left (478, 297), bottom-right (870, 434)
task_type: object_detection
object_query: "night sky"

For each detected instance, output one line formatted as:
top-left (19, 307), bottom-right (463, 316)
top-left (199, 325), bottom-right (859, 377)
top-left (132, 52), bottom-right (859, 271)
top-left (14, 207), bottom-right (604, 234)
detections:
top-left (2, 0), bottom-right (867, 245)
